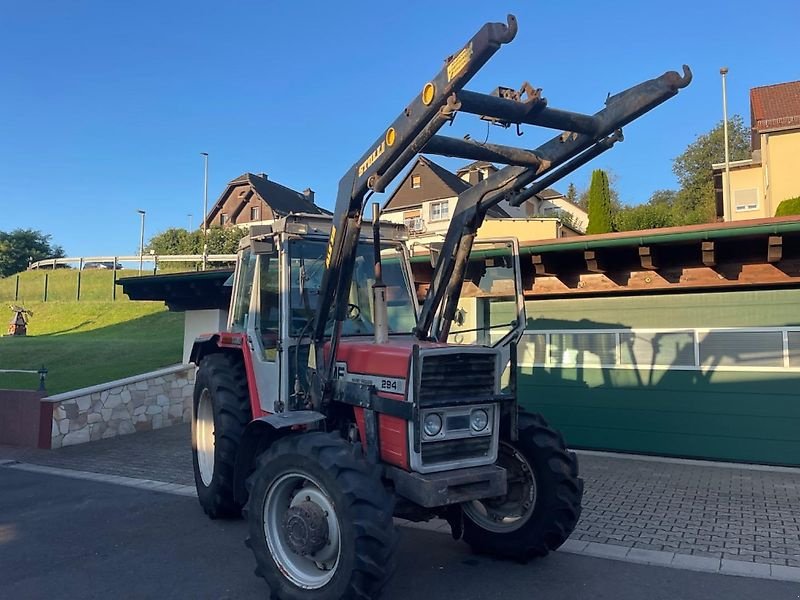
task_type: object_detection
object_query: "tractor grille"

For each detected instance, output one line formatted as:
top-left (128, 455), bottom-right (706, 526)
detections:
top-left (421, 437), bottom-right (493, 464)
top-left (418, 352), bottom-right (496, 407)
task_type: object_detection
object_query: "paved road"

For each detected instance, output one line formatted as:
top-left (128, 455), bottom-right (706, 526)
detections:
top-left (5, 423), bottom-right (800, 568)
top-left (2, 469), bottom-right (798, 600)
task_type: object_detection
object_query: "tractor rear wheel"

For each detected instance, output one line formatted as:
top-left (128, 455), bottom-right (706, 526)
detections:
top-left (461, 412), bottom-right (583, 559)
top-left (245, 432), bottom-right (397, 600)
top-left (192, 353), bottom-right (251, 519)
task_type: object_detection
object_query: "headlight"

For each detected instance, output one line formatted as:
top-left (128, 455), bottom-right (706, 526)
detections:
top-left (470, 409), bottom-right (489, 432)
top-left (423, 412), bottom-right (443, 437)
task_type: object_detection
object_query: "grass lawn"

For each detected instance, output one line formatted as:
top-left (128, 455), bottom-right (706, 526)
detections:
top-left (0, 287), bottom-right (183, 394)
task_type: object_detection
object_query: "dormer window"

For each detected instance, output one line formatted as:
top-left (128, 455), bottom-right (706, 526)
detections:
top-left (411, 174), bottom-right (421, 189)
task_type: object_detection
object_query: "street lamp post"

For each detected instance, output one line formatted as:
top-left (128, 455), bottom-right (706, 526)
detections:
top-left (201, 152), bottom-right (209, 270)
top-left (137, 209), bottom-right (146, 276)
top-left (188, 213), bottom-right (193, 231)
top-left (720, 67), bottom-right (732, 222)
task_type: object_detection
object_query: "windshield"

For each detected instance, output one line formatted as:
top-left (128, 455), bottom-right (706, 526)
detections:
top-left (447, 241), bottom-right (519, 346)
top-left (289, 239), bottom-right (417, 337)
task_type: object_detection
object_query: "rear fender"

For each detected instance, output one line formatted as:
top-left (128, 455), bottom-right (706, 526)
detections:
top-left (233, 411), bottom-right (326, 504)
top-left (191, 332), bottom-right (263, 418)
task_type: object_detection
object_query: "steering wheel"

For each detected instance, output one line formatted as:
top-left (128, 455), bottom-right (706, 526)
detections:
top-left (346, 303), bottom-right (361, 321)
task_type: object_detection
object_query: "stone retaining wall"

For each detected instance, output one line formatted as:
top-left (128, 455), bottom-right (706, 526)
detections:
top-left (44, 364), bottom-right (195, 449)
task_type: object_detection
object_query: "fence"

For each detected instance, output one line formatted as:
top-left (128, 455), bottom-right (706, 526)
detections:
top-left (1, 254), bottom-right (236, 303)
top-left (0, 367), bottom-right (48, 391)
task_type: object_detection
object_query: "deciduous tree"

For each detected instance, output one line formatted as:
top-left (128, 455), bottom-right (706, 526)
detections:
top-left (0, 229), bottom-right (64, 277)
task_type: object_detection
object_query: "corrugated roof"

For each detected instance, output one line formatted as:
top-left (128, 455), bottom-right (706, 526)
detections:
top-left (751, 80), bottom-right (800, 132)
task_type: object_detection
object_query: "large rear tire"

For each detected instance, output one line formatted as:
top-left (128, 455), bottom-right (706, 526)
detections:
top-left (462, 412), bottom-right (583, 559)
top-left (192, 353), bottom-right (251, 519)
top-left (245, 432), bottom-right (397, 600)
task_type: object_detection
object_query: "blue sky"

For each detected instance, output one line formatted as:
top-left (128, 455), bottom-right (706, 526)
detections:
top-left (1, 0), bottom-right (798, 257)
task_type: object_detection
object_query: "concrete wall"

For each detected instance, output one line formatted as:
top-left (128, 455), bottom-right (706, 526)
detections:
top-left (183, 309), bottom-right (228, 363)
top-left (476, 218), bottom-right (561, 244)
top-left (44, 364), bottom-right (195, 449)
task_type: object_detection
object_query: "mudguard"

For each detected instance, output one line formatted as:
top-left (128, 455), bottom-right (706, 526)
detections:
top-left (232, 411), bottom-right (326, 504)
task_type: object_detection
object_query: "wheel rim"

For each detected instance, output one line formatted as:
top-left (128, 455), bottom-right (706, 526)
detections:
top-left (196, 389), bottom-right (215, 487)
top-left (462, 442), bottom-right (537, 533)
top-left (263, 473), bottom-right (342, 590)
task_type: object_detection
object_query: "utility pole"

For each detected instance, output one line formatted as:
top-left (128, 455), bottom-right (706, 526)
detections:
top-left (201, 152), bottom-right (209, 270)
top-left (720, 67), bottom-right (732, 221)
top-left (137, 209), bottom-right (146, 275)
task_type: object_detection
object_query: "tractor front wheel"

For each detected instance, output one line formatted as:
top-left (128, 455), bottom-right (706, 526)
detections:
top-left (461, 412), bottom-right (583, 559)
top-left (245, 432), bottom-right (397, 600)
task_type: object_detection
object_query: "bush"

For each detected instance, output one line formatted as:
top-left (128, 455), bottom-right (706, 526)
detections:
top-left (775, 197), bottom-right (800, 217)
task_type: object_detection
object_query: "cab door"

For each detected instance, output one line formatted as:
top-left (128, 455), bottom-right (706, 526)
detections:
top-left (245, 245), bottom-right (283, 415)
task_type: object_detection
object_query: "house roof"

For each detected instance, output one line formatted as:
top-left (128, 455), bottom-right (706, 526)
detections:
top-left (454, 160), bottom-right (496, 174)
top-left (751, 80), bottom-right (800, 132)
top-left (207, 173), bottom-right (324, 224)
top-left (383, 157), bottom-right (509, 218)
top-left (383, 156), bottom-right (470, 211)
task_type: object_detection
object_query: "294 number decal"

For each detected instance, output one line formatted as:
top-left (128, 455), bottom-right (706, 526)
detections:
top-left (380, 379), bottom-right (398, 391)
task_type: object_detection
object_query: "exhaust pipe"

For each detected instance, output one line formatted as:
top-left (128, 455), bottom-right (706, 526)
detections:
top-left (371, 202), bottom-right (389, 344)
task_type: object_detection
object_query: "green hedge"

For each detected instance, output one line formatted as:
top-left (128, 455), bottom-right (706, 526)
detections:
top-left (775, 196), bottom-right (800, 217)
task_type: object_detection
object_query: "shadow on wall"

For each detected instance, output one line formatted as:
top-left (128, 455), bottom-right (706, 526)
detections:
top-left (520, 317), bottom-right (800, 466)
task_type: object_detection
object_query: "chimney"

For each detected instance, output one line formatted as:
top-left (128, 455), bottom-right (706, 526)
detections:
top-left (303, 188), bottom-right (315, 204)
top-left (258, 172), bottom-right (268, 180)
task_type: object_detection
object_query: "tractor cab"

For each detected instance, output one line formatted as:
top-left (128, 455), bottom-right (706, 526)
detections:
top-left (224, 213), bottom-right (524, 421)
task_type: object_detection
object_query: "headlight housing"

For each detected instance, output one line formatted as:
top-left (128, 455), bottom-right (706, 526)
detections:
top-left (423, 412), bottom-right (443, 437)
top-left (470, 408), bottom-right (489, 432)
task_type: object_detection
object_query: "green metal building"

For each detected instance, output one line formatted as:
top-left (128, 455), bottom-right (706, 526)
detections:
top-left (511, 217), bottom-right (800, 466)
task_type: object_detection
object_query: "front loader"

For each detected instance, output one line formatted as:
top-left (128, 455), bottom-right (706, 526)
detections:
top-left (189, 14), bottom-right (691, 600)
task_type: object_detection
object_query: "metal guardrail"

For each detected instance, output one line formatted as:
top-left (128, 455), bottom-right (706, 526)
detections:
top-left (0, 366), bottom-right (48, 391)
top-left (28, 254), bottom-right (237, 270)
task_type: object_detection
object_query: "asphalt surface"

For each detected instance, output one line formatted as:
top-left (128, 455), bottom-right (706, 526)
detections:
top-left (2, 468), bottom-right (798, 600)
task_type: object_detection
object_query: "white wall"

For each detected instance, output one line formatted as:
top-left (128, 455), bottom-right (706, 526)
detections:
top-left (183, 309), bottom-right (229, 363)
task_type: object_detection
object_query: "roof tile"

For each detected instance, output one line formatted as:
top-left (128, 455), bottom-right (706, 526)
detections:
top-left (751, 80), bottom-right (800, 131)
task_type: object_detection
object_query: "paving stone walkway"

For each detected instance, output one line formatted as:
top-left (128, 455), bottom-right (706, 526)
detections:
top-left (573, 453), bottom-right (800, 568)
top-left (3, 425), bottom-right (799, 569)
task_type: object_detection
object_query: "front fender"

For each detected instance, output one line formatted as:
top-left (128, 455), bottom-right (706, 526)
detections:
top-left (233, 411), bottom-right (326, 504)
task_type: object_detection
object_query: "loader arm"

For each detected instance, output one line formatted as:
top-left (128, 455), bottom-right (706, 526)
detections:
top-left (414, 66), bottom-right (692, 342)
top-left (311, 15), bottom-right (519, 391)
top-left (309, 11), bottom-right (692, 402)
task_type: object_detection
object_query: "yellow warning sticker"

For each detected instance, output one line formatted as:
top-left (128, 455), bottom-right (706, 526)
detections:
top-left (447, 43), bottom-right (473, 82)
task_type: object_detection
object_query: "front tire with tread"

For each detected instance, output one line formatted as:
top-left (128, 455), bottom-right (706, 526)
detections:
top-left (245, 432), bottom-right (397, 600)
top-left (462, 412), bottom-right (583, 560)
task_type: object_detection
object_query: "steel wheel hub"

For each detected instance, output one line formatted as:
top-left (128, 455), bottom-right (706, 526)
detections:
top-left (462, 442), bottom-right (537, 533)
top-left (282, 500), bottom-right (330, 556)
top-left (264, 474), bottom-right (341, 590)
